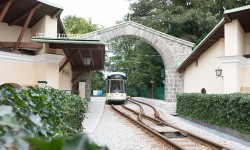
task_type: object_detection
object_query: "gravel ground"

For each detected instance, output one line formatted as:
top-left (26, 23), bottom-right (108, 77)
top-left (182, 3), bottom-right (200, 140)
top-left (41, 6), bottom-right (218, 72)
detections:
top-left (88, 99), bottom-right (250, 150)
top-left (89, 105), bottom-right (171, 150)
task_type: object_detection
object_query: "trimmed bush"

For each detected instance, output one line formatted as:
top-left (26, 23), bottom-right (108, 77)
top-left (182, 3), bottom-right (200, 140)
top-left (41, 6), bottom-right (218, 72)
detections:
top-left (0, 86), bottom-right (88, 139)
top-left (177, 93), bottom-right (250, 134)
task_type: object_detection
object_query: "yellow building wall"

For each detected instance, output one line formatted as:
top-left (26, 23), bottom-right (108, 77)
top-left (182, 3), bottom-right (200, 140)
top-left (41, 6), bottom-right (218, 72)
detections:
top-left (34, 63), bottom-right (60, 88)
top-left (225, 19), bottom-right (245, 56)
top-left (0, 52), bottom-right (64, 89)
top-left (57, 49), bottom-right (72, 90)
top-left (183, 39), bottom-right (224, 93)
top-left (0, 60), bottom-right (36, 87)
top-left (0, 22), bottom-right (31, 42)
top-left (0, 14), bottom-right (72, 90)
top-left (245, 33), bottom-right (250, 54)
top-left (242, 65), bottom-right (250, 87)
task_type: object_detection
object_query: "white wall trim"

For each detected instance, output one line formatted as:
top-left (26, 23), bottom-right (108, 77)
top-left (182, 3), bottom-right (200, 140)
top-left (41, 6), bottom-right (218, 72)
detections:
top-left (218, 55), bottom-right (250, 66)
top-left (0, 51), bottom-right (64, 64)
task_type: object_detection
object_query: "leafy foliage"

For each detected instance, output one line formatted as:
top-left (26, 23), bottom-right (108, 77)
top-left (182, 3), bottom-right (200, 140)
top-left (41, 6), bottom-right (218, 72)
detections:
top-left (129, 0), bottom-right (249, 44)
top-left (106, 37), bottom-right (164, 92)
top-left (63, 15), bottom-right (102, 34)
top-left (0, 86), bottom-right (88, 140)
top-left (177, 93), bottom-right (250, 134)
top-left (27, 134), bottom-right (109, 150)
top-left (91, 71), bottom-right (106, 95)
top-left (0, 105), bottom-right (108, 150)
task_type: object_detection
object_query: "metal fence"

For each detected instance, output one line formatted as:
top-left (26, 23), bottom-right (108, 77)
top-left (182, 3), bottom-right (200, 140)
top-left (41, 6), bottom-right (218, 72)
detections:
top-left (127, 86), bottom-right (164, 100)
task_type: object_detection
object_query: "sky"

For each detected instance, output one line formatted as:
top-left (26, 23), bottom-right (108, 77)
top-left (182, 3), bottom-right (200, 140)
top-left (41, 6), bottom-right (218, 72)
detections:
top-left (48, 0), bottom-right (131, 27)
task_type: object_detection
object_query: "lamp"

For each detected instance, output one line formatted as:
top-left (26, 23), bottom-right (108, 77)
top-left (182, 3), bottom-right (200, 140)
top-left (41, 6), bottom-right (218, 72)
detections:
top-left (215, 67), bottom-right (223, 78)
top-left (83, 57), bottom-right (91, 66)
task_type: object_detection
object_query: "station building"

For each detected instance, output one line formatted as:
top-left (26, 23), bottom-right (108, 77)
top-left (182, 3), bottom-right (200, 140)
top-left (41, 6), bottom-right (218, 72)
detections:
top-left (0, 0), bottom-right (105, 100)
top-left (177, 5), bottom-right (250, 94)
top-left (1, 0), bottom-right (250, 101)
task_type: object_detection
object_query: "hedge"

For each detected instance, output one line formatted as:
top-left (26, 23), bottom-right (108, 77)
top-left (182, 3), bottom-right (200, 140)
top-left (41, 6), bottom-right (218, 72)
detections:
top-left (0, 86), bottom-right (88, 139)
top-left (0, 86), bottom-right (110, 150)
top-left (177, 93), bottom-right (250, 134)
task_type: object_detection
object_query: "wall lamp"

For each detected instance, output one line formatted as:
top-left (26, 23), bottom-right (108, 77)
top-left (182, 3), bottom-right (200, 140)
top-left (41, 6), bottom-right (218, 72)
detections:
top-left (83, 57), bottom-right (91, 66)
top-left (215, 67), bottom-right (223, 78)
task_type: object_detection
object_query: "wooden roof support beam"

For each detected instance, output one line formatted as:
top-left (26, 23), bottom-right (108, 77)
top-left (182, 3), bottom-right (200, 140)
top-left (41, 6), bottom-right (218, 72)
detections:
top-left (89, 49), bottom-right (95, 68)
top-left (64, 49), bottom-right (76, 67)
top-left (78, 49), bottom-right (84, 64)
top-left (0, 42), bottom-right (43, 49)
top-left (100, 46), bottom-right (104, 67)
top-left (49, 43), bottom-right (101, 49)
top-left (225, 14), bottom-right (232, 23)
top-left (72, 66), bottom-right (103, 72)
top-left (9, 3), bottom-right (42, 26)
top-left (59, 49), bottom-right (78, 72)
top-left (51, 9), bottom-right (63, 19)
top-left (13, 3), bottom-right (43, 51)
top-left (0, 0), bottom-right (14, 22)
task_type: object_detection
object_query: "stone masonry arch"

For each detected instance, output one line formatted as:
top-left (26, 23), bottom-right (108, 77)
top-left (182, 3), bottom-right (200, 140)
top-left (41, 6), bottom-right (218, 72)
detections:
top-left (81, 21), bottom-right (194, 102)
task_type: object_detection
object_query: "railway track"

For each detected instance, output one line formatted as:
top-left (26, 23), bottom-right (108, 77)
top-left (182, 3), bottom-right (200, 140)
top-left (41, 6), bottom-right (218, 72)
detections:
top-left (111, 99), bottom-right (230, 150)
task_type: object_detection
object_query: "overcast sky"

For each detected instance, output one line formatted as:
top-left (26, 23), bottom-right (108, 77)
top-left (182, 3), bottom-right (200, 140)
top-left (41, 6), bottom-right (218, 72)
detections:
top-left (49, 0), bottom-right (131, 27)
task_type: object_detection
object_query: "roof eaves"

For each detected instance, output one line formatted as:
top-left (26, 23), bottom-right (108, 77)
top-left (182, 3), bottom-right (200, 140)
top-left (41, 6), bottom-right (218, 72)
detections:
top-left (224, 5), bottom-right (250, 14)
top-left (31, 38), bottom-right (107, 45)
top-left (176, 18), bottom-right (226, 72)
top-left (37, 0), bottom-right (64, 9)
top-left (58, 17), bottom-right (67, 34)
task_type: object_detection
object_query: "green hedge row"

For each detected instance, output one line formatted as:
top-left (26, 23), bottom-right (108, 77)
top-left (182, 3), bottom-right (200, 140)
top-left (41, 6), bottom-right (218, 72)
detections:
top-left (0, 86), bottom-right (88, 139)
top-left (176, 93), bottom-right (250, 134)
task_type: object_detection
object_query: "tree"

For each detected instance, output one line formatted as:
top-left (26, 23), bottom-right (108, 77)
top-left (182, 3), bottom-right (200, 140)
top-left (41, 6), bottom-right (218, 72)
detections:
top-left (129, 0), bottom-right (249, 44)
top-left (91, 71), bottom-right (106, 94)
top-left (106, 37), bottom-right (164, 92)
top-left (63, 15), bottom-right (101, 34)
top-left (62, 15), bottom-right (106, 94)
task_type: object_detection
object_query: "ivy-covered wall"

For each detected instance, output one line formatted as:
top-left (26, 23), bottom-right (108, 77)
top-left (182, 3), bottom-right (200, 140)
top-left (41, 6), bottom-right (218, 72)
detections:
top-left (177, 93), bottom-right (250, 134)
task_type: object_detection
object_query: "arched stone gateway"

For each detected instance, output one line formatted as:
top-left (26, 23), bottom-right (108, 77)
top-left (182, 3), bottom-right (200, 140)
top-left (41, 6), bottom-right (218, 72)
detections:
top-left (81, 21), bottom-right (194, 102)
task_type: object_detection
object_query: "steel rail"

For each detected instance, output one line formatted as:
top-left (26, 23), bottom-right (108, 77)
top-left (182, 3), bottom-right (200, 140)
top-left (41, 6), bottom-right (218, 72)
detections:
top-left (111, 104), bottom-right (184, 150)
top-left (129, 98), bottom-right (229, 150)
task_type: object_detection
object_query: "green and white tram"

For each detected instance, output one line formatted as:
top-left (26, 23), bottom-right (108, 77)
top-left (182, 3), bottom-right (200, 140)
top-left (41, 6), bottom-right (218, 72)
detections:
top-left (106, 72), bottom-right (127, 103)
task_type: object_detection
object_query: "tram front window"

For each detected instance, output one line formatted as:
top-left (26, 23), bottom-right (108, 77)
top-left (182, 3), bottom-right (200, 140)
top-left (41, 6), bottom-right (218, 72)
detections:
top-left (111, 80), bottom-right (124, 93)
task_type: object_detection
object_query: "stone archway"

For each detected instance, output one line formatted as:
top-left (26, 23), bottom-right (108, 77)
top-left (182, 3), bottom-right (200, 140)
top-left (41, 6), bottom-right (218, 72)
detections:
top-left (81, 21), bottom-right (194, 102)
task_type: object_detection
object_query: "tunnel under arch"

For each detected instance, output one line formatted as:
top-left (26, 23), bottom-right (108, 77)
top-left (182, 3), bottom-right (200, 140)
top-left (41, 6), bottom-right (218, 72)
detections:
top-left (81, 21), bottom-right (194, 102)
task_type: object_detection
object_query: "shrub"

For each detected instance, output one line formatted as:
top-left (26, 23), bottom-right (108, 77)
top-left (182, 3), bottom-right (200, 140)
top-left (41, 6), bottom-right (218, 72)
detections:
top-left (0, 105), bottom-right (108, 150)
top-left (0, 86), bottom-right (88, 139)
top-left (177, 93), bottom-right (250, 134)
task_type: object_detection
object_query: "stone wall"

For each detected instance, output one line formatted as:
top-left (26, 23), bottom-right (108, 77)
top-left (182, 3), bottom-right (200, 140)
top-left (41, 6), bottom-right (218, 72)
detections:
top-left (72, 71), bottom-right (91, 101)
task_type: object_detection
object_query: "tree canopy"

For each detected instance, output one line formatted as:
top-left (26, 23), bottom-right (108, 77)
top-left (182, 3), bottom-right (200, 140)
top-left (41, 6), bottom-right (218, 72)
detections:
top-left (129, 0), bottom-right (250, 44)
top-left (63, 15), bottom-right (101, 34)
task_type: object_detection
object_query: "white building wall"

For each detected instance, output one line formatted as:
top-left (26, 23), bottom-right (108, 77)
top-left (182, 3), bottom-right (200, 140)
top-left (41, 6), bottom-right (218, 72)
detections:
top-left (183, 39), bottom-right (224, 93)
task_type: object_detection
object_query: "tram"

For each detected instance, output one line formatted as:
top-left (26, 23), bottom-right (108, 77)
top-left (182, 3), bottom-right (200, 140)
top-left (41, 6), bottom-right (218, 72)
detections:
top-left (106, 72), bottom-right (127, 103)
